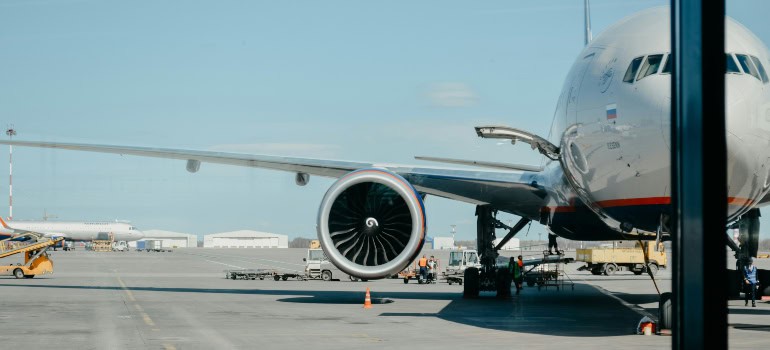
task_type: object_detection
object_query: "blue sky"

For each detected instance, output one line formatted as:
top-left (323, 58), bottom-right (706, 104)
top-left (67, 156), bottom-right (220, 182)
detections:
top-left (0, 0), bottom-right (768, 241)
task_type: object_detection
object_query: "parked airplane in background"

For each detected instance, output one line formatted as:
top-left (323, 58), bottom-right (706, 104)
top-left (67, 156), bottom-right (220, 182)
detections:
top-left (0, 218), bottom-right (144, 242)
top-left (2, 5), bottom-right (769, 325)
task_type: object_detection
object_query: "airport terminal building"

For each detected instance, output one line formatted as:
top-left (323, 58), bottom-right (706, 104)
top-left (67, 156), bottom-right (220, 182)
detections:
top-left (203, 230), bottom-right (288, 248)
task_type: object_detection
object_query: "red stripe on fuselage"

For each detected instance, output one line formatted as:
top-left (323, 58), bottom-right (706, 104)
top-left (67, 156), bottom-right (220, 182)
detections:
top-left (544, 196), bottom-right (753, 212)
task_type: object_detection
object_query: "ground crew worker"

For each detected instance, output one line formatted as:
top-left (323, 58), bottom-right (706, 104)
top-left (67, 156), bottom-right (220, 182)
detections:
top-left (427, 256), bottom-right (437, 283)
top-left (744, 257), bottom-right (759, 307)
top-left (516, 255), bottom-right (524, 291)
top-left (548, 232), bottom-right (559, 255)
top-left (418, 255), bottom-right (428, 283)
top-left (509, 257), bottom-right (522, 294)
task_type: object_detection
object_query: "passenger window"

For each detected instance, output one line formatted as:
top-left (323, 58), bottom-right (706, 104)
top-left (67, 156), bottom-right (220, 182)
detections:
top-left (637, 54), bottom-right (664, 80)
top-left (661, 54), bottom-right (672, 74)
top-left (750, 55), bottom-right (769, 83)
top-left (736, 54), bottom-right (761, 80)
top-left (623, 56), bottom-right (644, 83)
top-left (726, 53), bottom-right (741, 74)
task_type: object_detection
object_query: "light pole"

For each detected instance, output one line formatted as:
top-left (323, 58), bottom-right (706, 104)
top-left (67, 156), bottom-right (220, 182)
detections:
top-left (450, 224), bottom-right (456, 248)
top-left (6, 126), bottom-right (15, 221)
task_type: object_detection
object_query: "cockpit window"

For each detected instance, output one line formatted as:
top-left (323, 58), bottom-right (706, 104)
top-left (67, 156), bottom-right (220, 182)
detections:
top-left (750, 55), bottom-right (769, 83)
top-left (623, 56), bottom-right (644, 83)
top-left (736, 54), bottom-right (761, 81)
top-left (637, 54), bottom-right (664, 80)
top-left (726, 54), bottom-right (741, 73)
top-left (661, 54), bottom-right (672, 74)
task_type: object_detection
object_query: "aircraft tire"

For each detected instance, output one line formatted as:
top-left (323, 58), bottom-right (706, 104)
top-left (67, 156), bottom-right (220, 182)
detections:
top-left (658, 292), bottom-right (672, 330)
top-left (463, 267), bottom-right (479, 298)
top-left (496, 269), bottom-right (512, 298)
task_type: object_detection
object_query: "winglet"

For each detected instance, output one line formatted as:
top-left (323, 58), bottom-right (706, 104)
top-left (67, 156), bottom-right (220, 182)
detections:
top-left (0, 217), bottom-right (10, 229)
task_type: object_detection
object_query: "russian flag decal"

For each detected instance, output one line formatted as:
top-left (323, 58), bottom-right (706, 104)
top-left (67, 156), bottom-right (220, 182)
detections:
top-left (606, 103), bottom-right (617, 119)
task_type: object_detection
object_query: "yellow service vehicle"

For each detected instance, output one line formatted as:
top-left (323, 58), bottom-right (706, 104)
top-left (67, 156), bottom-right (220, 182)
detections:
top-left (576, 241), bottom-right (666, 276)
top-left (0, 237), bottom-right (64, 279)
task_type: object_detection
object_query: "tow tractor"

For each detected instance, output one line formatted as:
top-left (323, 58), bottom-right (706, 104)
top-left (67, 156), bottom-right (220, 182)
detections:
top-left (0, 233), bottom-right (64, 279)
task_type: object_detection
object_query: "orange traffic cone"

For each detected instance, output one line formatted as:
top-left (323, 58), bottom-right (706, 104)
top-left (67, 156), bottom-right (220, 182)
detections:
top-left (363, 287), bottom-right (372, 309)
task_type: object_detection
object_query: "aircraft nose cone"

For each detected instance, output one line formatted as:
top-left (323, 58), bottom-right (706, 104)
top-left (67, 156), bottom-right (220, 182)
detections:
top-left (135, 231), bottom-right (145, 239)
top-left (725, 83), bottom-right (770, 218)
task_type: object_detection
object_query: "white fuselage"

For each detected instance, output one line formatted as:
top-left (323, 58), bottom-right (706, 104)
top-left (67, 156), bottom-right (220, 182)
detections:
top-left (0, 221), bottom-right (145, 242)
top-left (542, 7), bottom-right (770, 235)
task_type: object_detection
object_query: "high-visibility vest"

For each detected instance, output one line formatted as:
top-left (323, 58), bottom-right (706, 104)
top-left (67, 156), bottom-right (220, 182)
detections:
top-left (509, 261), bottom-right (521, 278)
top-left (418, 257), bottom-right (428, 267)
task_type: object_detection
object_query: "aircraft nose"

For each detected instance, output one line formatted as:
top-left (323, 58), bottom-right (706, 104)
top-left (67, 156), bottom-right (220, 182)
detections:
top-left (135, 231), bottom-right (145, 239)
top-left (725, 79), bottom-right (770, 217)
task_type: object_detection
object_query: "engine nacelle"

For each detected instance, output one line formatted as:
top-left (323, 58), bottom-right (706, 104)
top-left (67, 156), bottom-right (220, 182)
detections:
top-left (317, 169), bottom-right (426, 279)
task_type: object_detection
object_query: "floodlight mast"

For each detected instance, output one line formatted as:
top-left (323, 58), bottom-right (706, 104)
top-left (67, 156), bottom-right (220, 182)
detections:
top-left (5, 126), bottom-right (15, 221)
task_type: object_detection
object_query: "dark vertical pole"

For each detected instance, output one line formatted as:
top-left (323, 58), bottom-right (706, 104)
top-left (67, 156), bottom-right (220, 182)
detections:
top-left (671, 0), bottom-right (727, 349)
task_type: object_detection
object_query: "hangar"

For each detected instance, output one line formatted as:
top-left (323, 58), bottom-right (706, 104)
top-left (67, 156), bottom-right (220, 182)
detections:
top-left (203, 230), bottom-right (288, 248)
top-left (128, 230), bottom-right (198, 249)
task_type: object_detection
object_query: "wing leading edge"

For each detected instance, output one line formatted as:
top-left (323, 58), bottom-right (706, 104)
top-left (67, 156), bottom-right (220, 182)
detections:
top-left (0, 140), bottom-right (549, 219)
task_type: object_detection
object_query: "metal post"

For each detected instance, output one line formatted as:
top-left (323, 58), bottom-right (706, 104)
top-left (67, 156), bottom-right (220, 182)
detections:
top-left (5, 127), bottom-right (15, 221)
top-left (671, 0), bottom-right (726, 348)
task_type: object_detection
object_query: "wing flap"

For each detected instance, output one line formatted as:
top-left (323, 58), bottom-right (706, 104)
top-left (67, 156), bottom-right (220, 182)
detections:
top-left (414, 156), bottom-right (543, 172)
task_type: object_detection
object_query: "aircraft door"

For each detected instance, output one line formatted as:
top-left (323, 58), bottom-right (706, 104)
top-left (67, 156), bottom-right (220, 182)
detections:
top-left (566, 51), bottom-right (599, 125)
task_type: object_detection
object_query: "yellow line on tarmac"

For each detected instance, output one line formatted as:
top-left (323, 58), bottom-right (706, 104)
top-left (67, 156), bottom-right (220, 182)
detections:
top-left (163, 344), bottom-right (177, 350)
top-left (118, 278), bottom-right (157, 327)
top-left (141, 313), bottom-right (156, 327)
top-left (117, 277), bottom-right (136, 302)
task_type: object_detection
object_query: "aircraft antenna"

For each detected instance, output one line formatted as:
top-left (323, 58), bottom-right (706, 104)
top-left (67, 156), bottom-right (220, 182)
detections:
top-left (5, 125), bottom-right (15, 221)
top-left (584, 0), bottom-right (593, 46)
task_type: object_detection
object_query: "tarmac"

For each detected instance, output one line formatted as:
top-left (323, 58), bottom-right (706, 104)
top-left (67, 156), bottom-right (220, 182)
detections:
top-left (0, 247), bottom-right (767, 349)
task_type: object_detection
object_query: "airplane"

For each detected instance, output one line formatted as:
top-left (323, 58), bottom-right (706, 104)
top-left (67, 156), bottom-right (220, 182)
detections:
top-left (0, 217), bottom-right (145, 242)
top-left (1, 4), bottom-right (768, 325)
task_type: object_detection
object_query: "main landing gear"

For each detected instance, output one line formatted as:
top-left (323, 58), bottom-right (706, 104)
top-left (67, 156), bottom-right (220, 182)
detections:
top-left (463, 205), bottom-right (529, 298)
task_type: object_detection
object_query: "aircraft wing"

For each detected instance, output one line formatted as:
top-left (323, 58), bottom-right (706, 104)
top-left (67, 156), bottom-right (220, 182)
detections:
top-left (0, 140), bottom-right (550, 219)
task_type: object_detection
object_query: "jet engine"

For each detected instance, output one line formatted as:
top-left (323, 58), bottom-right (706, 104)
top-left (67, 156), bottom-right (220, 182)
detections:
top-left (317, 169), bottom-right (426, 279)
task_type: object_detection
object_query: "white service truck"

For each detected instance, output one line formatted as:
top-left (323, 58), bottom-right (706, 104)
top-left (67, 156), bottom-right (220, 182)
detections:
top-left (442, 249), bottom-right (482, 285)
top-left (112, 241), bottom-right (128, 252)
top-left (303, 248), bottom-right (363, 281)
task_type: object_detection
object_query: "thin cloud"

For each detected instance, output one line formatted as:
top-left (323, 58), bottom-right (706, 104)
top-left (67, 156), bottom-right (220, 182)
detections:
top-left (427, 82), bottom-right (477, 107)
